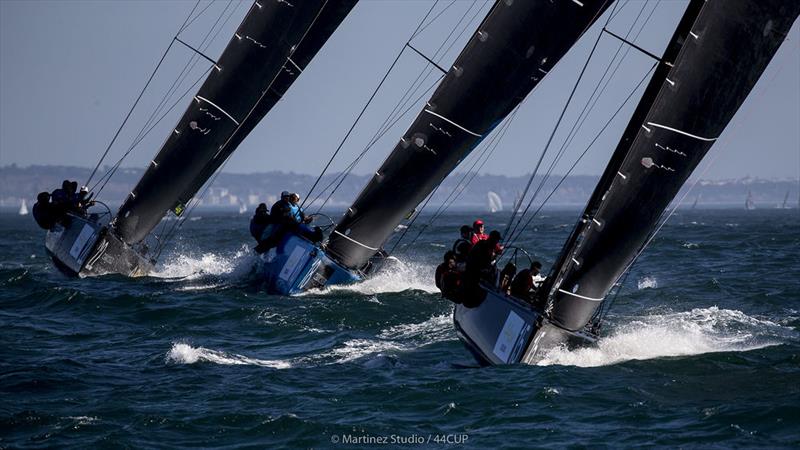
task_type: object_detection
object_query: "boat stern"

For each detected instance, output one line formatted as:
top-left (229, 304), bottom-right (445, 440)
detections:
top-left (45, 215), bottom-right (153, 277)
top-left (453, 287), bottom-right (596, 366)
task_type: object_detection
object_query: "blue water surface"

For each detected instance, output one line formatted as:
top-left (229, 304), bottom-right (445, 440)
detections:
top-left (1, 208), bottom-right (798, 448)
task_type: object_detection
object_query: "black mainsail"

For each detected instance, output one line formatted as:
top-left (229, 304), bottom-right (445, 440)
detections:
top-left (115, 0), bottom-right (358, 245)
top-left (326, 0), bottom-right (613, 270)
top-left (540, 0), bottom-right (800, 332)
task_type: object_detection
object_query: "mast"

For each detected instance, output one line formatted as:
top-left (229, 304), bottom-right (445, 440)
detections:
top-left (114, 0), bottom-right (358, 245)
top-left (541, 0), bottom-right (800, 331)
top-left (326, 0), bottom-right (613, 269)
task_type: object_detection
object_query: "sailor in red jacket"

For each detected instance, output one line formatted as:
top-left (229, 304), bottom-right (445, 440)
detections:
top-left (470, 219), bottom-right (488, 245)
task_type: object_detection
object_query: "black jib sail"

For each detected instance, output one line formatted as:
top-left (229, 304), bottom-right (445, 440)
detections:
top-left (115, 0), bottom-right (357, 245)
top-left (326, 0), bottom-right (613, 270)
top-left (540, 0), bottom-right (800, 332)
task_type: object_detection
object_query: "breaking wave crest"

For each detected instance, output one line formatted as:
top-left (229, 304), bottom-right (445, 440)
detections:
top-left (637, 276), bottom-right (658, 290)
top-left (308, 257), bottom-right (438, 296)
top-left (306, 313), bottom-right (453, 364)
top-left (166, 343), bottom-right (291, 369)
top-left (151, 245), bottom-right (259, 282)
top-left (536, 307), bottom-right (791, 367)
top-left (166, 314), bottom-right (454, 369)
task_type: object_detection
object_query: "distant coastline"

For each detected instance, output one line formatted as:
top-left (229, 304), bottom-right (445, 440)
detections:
top-left (1, 164), bottom-right (797, 211)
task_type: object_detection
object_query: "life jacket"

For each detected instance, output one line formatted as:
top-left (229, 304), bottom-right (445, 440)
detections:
top-left (470, 232), bottom-right (488, 245)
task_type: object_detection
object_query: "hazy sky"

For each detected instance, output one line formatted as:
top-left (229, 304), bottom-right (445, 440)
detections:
top-left (1, 0), bottom-right (798, 181)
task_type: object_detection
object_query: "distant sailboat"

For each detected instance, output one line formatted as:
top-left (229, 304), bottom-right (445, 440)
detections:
top-left (746, 190), bottom-right (756, 210)
top-left (487, 191), bottom-right (503, 213)
top-left (778, 190), bottom-right (790, 209)
top-left (18, 199), bottom-right (28, 216)
top-left (238, 202), bottom-right (248, 215)
top-left (690, 194), bottom-right (699, 210)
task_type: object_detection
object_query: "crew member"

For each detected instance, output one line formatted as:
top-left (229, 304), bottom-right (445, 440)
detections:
top-left (271, 191), bottom-right (295, 224)
top-left (452, 225), bottom-right (473, 268)
top-left (461, 230), bottom-right (502, 307)
top-left (250, 203), bottom-right (271, 241)
top-left (435, 251), bottom-right (461, 301)
top-left (510, 261), bottom-right (545, 302)
top-left (32, 192), bottom-right (58, 230)
top-left (50, 180), bottom-right (71, 208)
top-left (470, 219), bottom-right (488, 245)
top-left (498, 262), bottom-right (517, 294)
top-left (289, 193), bottom-right (313, 225)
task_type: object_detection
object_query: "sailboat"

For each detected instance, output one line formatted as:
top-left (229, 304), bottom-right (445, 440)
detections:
top-left (746, 190), bottom-right (756, 210)
top-left (238, 202), bottom-right (248, 215)
top-left (18, 199), bottom-right (28, 216)
top-left (39, 1), bottom-right (358, 277)
top-left (690, 194), bottom-right (699, 210)
top-left (487, 191), bottom-right (503, 214)
top-left (778, 190), bottom-right (790, 209)
top-left (452, 0), bottom-right (799, 365)
top-left (255, 0), bottom-right (614, 295)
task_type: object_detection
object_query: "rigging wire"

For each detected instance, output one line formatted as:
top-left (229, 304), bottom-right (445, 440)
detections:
top-left (84, 0), bottom-right (202, 188)
top-left (91, 0), bottom-right (242, 197)
top-left (300, 0), bottom-right (443, 209)
top-left (310, 74), bottom-right (444, 212)
top-left (92, 2), bottom-right (241, 197)
top-left (528, 0), bottom-right (658, 208)
top-left (505, 62), bottom-right (657, 250)
top-left (388, 0), bottom-right (618, 251)
top-left (309, 0), bottom-right (490, 212)
top-left (501, 30), bottom-right (607, 242)
top-left (129, 0), bottom-right (242, 154)
top-left (394, 102), bottom-right (523, 253)
top-left (504, 0), bottom-right (653, 245)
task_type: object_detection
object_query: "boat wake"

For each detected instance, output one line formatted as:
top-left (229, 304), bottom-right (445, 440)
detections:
top-left (305, 257), bottom-right (438, 296)
top-left (536, 307), bottom-right (792, 367)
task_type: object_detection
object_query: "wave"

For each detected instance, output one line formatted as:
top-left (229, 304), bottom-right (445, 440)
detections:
top-left (310, 314), bottom-right (453, 365)
top-left (151, 245), bottom-right (258, 281)
top-left (166, 343), bottom-right (291, 369)
top-left (166, 314), bottom-right (454, 369)
top-left (536, 307), bottom-right (791, 367)
top-left (307, 257), bottom-right (438, 296)
top-left (637, 276), bottom-right (658, 290)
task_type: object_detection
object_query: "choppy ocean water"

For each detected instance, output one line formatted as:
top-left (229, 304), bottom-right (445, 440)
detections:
top-left (1, 208), bottom-right (798, 448)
